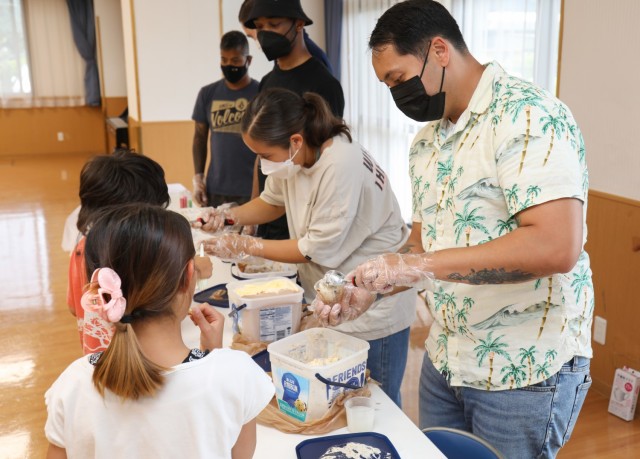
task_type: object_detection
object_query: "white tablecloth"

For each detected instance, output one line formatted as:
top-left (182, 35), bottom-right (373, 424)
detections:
top-left (182, 257), bottom-right (446, 459)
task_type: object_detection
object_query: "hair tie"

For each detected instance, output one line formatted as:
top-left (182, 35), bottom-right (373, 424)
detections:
top-left (119, 314), bottom-right (134, 324)
top-left (119, 309), bottom-right (146, 324)
top-left (81, 268), bottom-right (127, 323)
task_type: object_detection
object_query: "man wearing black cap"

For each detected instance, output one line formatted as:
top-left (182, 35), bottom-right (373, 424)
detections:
top-left (244, 0), bottom-right (344, 117)
top-left (244, 0), bottom-right (345, 241)
top-left (239, 0), bottom-right (334, 76)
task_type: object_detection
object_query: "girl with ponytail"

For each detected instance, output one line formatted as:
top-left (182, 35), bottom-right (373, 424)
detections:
top-left (45, 204), bottom-right (274, 459)
top-left (196, 88), bottom-right (417, 407)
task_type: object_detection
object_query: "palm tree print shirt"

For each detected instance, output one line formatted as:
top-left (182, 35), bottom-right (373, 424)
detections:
top-left (410, 62), bottom-right (593, 391)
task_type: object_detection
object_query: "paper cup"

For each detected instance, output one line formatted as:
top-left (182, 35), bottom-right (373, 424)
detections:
top-left (345, 396), bottom-right (375, 432)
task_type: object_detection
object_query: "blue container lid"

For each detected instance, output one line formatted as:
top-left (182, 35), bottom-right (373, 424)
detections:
top-left (193, 283), bottom-right (229, 308)
top-left (296, 432), bottom-right (400, 459)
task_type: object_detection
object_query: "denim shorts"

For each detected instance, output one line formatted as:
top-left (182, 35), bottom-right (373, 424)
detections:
top-left (419, 353), bottom-right (592, 458)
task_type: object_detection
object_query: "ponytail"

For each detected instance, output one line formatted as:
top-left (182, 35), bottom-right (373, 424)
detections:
top-left (92, 322), bottom-right (166, 399)
top-left (84, 204), bottom-right (195, 400)
top-left (301, 92), bottom-right (352, 148)
top-left (242, 88), bottom-right (351, 150)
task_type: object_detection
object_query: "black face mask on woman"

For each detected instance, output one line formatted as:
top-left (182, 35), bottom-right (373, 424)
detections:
top-left (221, 63), bottom-right (248, 84)
top-left (257, 21), bottom-right (297, 61)
top-left (390, 42), bottom-right (446, 122)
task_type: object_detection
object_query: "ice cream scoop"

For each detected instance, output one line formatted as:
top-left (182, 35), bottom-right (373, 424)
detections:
top-left (314, 270), bottom-right (347, 305)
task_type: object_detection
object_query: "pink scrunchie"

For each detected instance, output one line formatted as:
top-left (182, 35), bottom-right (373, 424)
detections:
top-left (81, 268), bottom-right (127, 323)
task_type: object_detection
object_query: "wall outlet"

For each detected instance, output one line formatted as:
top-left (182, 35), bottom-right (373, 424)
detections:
top-left (593, 315), bottom-right (606, 345)
top-left (57, 132), bottom-right (64, 141)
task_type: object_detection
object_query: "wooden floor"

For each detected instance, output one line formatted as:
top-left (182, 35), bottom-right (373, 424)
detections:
top-left (1, 153), bottom-right (639, 458)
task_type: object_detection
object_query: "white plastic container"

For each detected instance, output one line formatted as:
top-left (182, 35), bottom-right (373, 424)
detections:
top-left (230, 261), bottom-right (297, 280)
top-left (226, 277), bottom-right (304, 343)
top-left (267, 328), bottom-right (370, 423)
top-left (608, 367), bottom-right (640, 421)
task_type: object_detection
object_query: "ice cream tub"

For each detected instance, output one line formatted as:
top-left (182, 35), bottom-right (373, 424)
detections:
top-left (226, 277), bottom-right (304, 343)
top-left (267, 328), bottom-right (370, 422)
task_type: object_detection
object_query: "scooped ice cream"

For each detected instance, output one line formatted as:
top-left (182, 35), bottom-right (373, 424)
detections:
top-left (314, 270), bottom-right (348, 305)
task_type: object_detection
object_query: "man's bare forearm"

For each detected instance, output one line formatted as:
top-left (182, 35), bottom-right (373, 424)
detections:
top-left (192, 122), bottom-right (209, 174)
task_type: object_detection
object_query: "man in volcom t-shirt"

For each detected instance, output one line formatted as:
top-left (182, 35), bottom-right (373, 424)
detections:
top-left (192, 31), bottom-right (259, 207)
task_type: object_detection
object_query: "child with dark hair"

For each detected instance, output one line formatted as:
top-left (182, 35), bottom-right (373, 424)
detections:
top-left (48, 204), bottom-right (273, 459)
top-left (196, 88), bottom-right (416, 407)
top-left (68, 149), bottom-right (212, 355)
top-left (192, 30), bottom-right (259, 208)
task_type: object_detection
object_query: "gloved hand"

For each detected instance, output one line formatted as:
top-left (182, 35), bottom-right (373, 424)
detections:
top-left (202, 233), bottom-right (263, 260)
top-left (241, 224), bottom-right (258, 236)
top-left (312, 284), bottom-right (377, 327)
top-left (192, 173), bottom-right (208, 206)
top-left (347, 252), bottom-right (435, 293)
top-left (192, 205), bottom-right (238, 233)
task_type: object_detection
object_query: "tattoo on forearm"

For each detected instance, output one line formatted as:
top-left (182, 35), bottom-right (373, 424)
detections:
top-left (448, 268), bottom-right (534, 284)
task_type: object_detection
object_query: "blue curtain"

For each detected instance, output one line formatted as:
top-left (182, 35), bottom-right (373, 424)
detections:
top-left (66, 0), bottom-right (100, 106)
top-left (324, 0), bottom-right (343, 82)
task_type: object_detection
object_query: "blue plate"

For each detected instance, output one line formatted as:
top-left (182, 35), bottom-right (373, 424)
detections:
top-left (252, 349), bottom-right (271, 373)
top-left (193, 283), bottom-right (229, 308)
top-left (296, 432), bottom-right (400, 459)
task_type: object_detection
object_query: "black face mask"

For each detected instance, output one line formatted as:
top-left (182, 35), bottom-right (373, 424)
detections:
top-left (257, 21), bottom-right (297, 61)
top-left (221, 63), bottom-right (248, 84)
top-left (390, 42), bottom-right (446, 122)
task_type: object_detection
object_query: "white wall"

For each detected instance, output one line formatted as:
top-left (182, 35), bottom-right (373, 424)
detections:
top-left (220, 0), bottom-right (271, 83)
top-left (127, 0), bottom-right (220, 122)
top-left (94, 0), bottom-right (127, 98)
top-left (301, 0), bottom-right (325, 50)
top-left (120, 0), bottom-right (139, 120)
top-left (559, 0), bottom-right (640, 201)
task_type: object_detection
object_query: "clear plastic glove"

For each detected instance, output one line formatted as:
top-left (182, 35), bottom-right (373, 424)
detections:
top-left (189, 303), bottom-right (224, 351)
top-left (241, 224), bottom-right (258, 236)
top-left (347, 252), bottom-right (435, 293)
top-left (192, 205), bottom-right (238, 233)
top-left (311, 284), bottom-right (377, 327)
top-left (192, 173), bottom-right (208, 206)
top-left (202, 233), bottom-right (263, 260)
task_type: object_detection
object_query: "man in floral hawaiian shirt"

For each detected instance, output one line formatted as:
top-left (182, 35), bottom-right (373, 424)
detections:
top-left (334, 1), bottom-right (593, 457)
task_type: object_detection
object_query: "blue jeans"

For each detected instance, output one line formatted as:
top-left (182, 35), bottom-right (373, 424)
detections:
top-left (367, 327), bottom-right (410, 408)
top-left (419, 352), bottom-right (592, 458)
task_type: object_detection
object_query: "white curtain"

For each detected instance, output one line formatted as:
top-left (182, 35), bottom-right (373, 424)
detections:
top-left (341, 0), bottom-right (420, 222)
top-left (450, 0), bottom-right (561, 92)
top-left (0, 0), bottom-right (32, 105)
top-left (1, 0), bottom-right (86, 108)
top-left (340, 0), bottom-right (561, 222)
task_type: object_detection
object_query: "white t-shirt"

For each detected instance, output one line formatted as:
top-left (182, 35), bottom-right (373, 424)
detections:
top-left (45, 349), bottom-right (274, 459)
top-left (261, 134), bottom-right (416, 340)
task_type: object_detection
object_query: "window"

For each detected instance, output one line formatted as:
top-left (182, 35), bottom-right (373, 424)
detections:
top-left (341, 0), bottom-right (562, 222)
top-left (341, 0), bottom-right (420, 222)
top-left (0, 0), bottom-right (87, 108)
top-left (0, 0), bottom-right (32, 102)
top-left (450, 0), bottom-right (561, 93)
